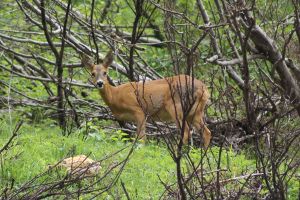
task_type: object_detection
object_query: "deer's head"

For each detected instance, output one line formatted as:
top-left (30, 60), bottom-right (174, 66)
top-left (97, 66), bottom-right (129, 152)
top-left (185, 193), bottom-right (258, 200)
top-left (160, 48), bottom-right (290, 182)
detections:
top-left (81, 51), bottom-right (113, 89)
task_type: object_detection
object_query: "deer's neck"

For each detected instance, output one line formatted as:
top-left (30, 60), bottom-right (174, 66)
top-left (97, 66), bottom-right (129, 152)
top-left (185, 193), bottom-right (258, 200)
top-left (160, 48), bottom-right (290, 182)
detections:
top-left (99, 83), bottom-right (115, 107)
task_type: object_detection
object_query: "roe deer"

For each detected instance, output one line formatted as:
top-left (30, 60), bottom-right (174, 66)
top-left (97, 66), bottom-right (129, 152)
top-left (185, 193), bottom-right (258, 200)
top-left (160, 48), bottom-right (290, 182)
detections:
top-left (81, 51), bottom-right (211, 147)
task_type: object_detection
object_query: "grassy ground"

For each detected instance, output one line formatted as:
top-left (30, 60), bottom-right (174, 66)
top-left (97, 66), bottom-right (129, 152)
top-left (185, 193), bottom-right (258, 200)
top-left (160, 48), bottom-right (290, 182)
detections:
top-left (0, 115), bottom-right (175, 199)
top-left (0, 115), bottom-right (298, 199)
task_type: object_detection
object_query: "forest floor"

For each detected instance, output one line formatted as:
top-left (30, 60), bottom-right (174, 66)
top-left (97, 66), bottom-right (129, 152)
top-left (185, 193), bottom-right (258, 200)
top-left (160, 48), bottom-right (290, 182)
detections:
top-left (0, 114), bottom-right (298, 199)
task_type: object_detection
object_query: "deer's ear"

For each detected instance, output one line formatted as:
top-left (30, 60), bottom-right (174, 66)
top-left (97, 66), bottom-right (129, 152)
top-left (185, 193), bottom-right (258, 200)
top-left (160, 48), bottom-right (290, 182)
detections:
top-left (81, 53), bottom-right (95, 71)
top-left (103, 50), bottom-right (114, 68)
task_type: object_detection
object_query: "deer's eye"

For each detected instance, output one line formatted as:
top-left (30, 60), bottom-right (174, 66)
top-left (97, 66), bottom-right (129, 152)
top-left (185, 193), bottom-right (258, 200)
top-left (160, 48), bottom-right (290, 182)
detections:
top-left (103, 72), bottom-right (107, 76)
top-left (91, 72), bottom-right (95, 77)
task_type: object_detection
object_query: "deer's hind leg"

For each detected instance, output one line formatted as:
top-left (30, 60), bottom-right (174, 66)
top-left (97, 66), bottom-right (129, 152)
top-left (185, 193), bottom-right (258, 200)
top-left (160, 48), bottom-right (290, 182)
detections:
top-left (188, 110), bottom-right (211, 148)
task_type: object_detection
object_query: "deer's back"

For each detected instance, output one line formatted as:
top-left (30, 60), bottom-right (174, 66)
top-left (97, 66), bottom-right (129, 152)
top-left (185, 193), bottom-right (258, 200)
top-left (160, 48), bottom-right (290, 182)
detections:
top-left (111, 75), bottom-right (208, 121)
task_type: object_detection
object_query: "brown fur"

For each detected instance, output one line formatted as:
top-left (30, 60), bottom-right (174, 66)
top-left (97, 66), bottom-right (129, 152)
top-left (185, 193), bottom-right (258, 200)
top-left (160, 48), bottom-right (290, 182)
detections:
top-left (82, 52), bottom-right (211, 147)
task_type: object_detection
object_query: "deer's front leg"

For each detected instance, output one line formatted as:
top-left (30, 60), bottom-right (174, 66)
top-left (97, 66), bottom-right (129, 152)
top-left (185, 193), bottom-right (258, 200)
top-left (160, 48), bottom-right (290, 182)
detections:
top-left (166, 103), bottom-right (191, 144)
top-left (135, 113), bottom-right (146, 141)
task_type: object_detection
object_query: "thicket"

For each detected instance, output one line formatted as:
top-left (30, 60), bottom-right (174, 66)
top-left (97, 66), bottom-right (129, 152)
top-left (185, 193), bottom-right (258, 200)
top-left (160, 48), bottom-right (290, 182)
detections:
top-left (0, 0), bottom-right (299, 199)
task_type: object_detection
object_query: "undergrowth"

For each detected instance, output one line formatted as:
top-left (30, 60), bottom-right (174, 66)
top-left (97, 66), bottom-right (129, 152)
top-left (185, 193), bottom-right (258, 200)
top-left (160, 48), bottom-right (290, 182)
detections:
top-left (0, 114), bottom-right (298, 199)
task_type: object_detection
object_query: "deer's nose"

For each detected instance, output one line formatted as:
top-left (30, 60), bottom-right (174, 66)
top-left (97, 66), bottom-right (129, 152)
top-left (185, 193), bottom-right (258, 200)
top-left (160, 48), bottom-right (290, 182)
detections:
top-left (96, 81), bottom-right (103, 88)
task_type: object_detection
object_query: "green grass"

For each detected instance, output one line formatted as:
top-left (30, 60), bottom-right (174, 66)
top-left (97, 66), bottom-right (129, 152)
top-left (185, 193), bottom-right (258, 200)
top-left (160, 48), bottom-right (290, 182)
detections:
top-left (0, 116), bottom-right (176, 199)
top-left (0, 115), bottom-right (298, 199)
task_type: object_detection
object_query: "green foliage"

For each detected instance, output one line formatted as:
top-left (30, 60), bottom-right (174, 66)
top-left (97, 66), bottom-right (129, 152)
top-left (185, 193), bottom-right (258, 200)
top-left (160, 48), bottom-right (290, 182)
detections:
top-left (0, 114), bottom-right (299, 199)
top-left (0, 0), bottom-right (299, 199)
top-left (0, 115), bottom-right (174, 199)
